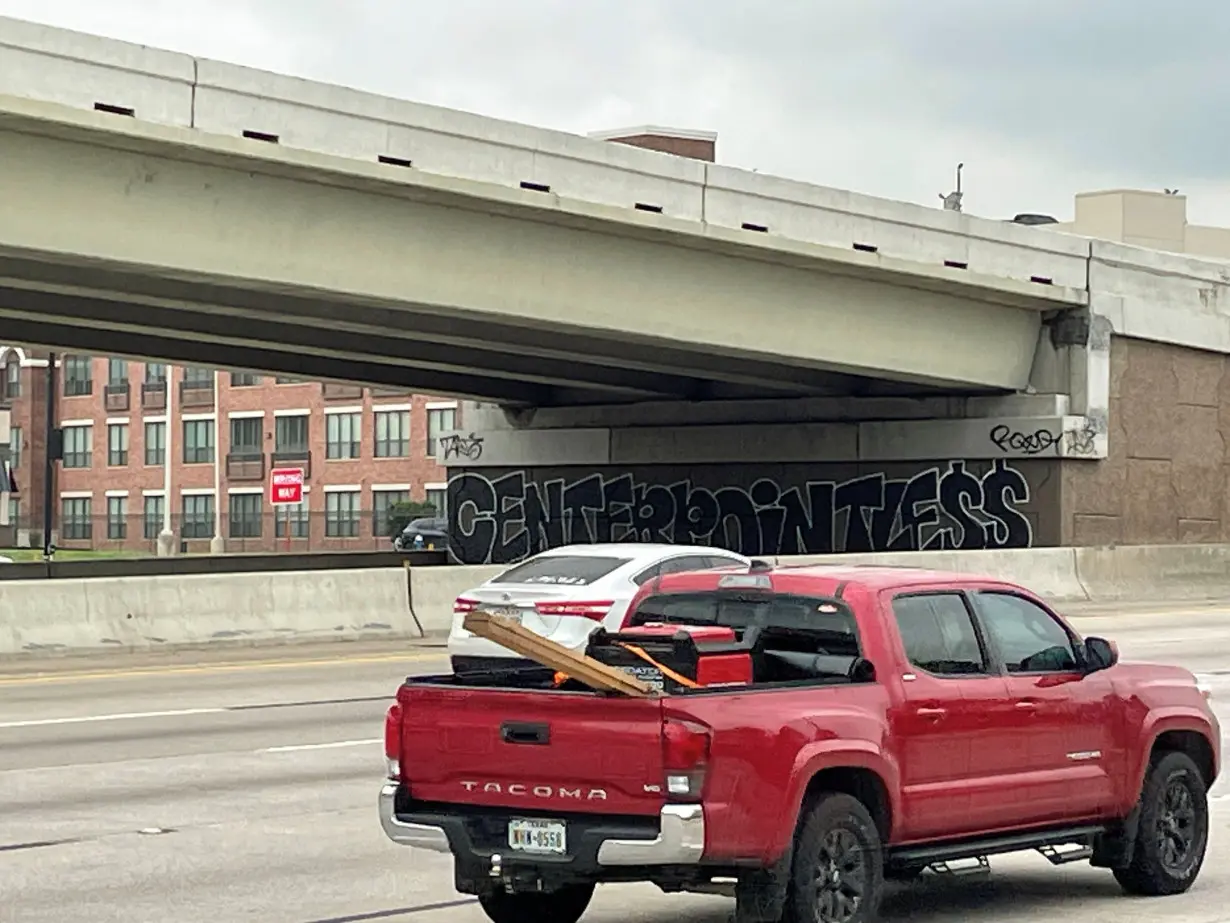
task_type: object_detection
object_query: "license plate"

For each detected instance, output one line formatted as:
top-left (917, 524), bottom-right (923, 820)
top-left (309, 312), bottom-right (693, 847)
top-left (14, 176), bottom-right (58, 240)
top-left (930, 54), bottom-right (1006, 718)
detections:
top-left (490, 606), bottom-right (524, 622)
top-left (508, 818), bottom-right (566, 855)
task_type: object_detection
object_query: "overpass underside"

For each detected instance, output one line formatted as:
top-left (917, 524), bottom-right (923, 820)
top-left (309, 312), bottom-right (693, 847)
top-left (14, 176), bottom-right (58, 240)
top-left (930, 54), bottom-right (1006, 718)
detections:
top-left (0, 96), bottom-right (1081, 407)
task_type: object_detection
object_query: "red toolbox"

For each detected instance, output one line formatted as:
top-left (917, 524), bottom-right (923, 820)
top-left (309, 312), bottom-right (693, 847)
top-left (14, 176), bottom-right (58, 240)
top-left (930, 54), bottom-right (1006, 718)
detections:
top-left (585, 623), bottom-right (755, 691)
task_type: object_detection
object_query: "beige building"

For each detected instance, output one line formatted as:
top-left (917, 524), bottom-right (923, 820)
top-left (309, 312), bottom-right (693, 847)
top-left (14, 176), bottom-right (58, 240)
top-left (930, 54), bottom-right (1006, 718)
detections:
top-left (1046, 189), bottom-right (1230, 260)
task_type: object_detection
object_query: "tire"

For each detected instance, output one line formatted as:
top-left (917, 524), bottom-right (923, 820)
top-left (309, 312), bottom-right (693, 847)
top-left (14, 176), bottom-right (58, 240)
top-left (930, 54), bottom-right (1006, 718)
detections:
top-left (1113, 750), bottom-right (1209, 897)
top-left (477, 883), bottom-right (595, 923)
top-left (784, 793), bottom-right (884, 923)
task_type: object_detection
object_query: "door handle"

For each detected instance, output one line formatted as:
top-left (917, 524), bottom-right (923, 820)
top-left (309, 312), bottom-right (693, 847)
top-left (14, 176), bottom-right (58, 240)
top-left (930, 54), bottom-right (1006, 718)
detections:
top-left (1015, 700), bottom-right (1038, 712)
top-left (916, 707), bottom-right (947, 720)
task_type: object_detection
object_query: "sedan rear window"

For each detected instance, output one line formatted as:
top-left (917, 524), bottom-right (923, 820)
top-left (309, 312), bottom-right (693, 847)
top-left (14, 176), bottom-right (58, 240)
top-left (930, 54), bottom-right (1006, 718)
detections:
top-left (491, 555), bottom-right (631, 586)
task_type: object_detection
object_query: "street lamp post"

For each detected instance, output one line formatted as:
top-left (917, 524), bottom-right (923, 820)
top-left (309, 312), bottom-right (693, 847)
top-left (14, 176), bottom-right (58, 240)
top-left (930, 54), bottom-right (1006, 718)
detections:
top-left (209, 368), bottom-right (224, 554)
top-left (156, 367), bottom-right (175, 557)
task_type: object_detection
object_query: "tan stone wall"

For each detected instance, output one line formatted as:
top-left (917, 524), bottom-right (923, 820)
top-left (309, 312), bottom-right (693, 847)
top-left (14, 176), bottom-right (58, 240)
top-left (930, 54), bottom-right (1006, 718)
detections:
top-left (1062, 335), bottom-right (1227, 545)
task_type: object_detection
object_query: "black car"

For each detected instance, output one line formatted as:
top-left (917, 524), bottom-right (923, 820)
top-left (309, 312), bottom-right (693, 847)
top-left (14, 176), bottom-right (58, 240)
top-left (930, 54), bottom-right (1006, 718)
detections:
top-left (393, 517), bottom-right (450, 552)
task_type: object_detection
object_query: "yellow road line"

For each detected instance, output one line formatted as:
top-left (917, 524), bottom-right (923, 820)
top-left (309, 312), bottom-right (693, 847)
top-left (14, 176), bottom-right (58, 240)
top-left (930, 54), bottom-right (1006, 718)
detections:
top-left (0, 649), bottom-right (448, 686)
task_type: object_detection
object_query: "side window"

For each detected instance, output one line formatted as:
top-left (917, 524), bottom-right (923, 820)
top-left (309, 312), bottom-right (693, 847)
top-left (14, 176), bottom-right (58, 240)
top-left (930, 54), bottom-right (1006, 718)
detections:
top-left (975, 593), bottom-right (1078, 674)
top-left (891, 593), bottom-right (987, 677)
top-left (658, 555), bottom-right (717, 576)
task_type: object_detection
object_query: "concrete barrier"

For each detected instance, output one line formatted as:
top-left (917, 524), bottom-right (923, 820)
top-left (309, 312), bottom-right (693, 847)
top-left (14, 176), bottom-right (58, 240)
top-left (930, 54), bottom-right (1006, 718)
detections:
top-left (7, 543), bottom-right (1230, 659)
top-left (0, 567), bottom-right (412, 657)
top-left (1073, 543), bottom-right (1230, 602)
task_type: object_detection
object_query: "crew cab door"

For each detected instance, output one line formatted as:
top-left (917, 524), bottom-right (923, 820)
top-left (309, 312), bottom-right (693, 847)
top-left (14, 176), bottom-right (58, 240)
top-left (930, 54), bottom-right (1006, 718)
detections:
top-left (968, 589), bottom-right (1118, 825)
top-left (885, 590), bottom-right (1015, 841)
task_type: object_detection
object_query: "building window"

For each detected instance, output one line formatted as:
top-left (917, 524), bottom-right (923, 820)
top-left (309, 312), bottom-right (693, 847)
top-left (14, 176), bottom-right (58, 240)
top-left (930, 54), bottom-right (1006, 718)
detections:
top-left (181, 494), bottom-right (215, 539)
top-left (326, 412), bottom-right (361, 460)
top-left (108, 423), bottom-right (129, 466)
top-left (62, 425), bottom-right (92, 468)
top-left (144, 421), bottom-right (166, 466)
top-left (10, 426), bottom-right (20, 470)
top-left (228, 493), bottom-right (262, 539)
top-left (374, 409), bottom-right (410, 458)
top-left (230, 417), bottom-right (263, 454)
top-left (4, 359), bottom-right (20, 399)
top-left (372, 489), bottom-right (410, 537)
top-left (230, 371), bottom-right (261, 387)
top-left (325, 491), bottom-right (360, 537)
top-left (426, 488), bottom-right (446, 516)
top-left (183, 366), bottom-right (213, 386)
top-left (276, 376), bottom-right (304, 384)
top-left (107, 358), bottom-right (129, 386)
top-left (63, 355), bottom-right (93, 396)
top-left (275, 498), bottom-right (309, 539)
top-left (426, 407), bottom-right (456, 457)
top-left (275, 415), bottom-right (310, 453)
top-left (143, 495), bottom-right (165, 540)
top-left (107, 496), bottom-right (128, 540)
top-left (61, 497), bottom-right (92, 540)
top-left (183, 420), bottom-right (215, 464)
top-left (145, 363), bottom-right (167, 383)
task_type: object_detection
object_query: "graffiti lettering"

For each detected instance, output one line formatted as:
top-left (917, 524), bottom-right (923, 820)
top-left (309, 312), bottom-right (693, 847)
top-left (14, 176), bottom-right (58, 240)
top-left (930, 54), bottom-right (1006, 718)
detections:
top-left (441, 432), bottom-right (485, 461)
top-left (447, 461), bottom-right (1033, 565)
top-left (1065, 421), bottom-right (1098, 456)
top-left (989, 425), bottom-right (1061, 456)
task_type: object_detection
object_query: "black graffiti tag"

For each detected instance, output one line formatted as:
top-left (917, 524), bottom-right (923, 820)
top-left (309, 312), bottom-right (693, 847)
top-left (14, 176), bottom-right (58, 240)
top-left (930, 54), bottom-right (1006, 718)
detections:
top-left (989, 424), bottom-right (1061, 456)
top-left (446, 461), bottom-right (1034, 565)
top-left (441, 432), bottom-right (484, 461)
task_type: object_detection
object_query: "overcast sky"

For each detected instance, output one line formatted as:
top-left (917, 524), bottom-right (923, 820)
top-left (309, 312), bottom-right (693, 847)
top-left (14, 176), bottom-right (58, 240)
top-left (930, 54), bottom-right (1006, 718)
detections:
top-left (4, 0), bottom-right (1229, 224)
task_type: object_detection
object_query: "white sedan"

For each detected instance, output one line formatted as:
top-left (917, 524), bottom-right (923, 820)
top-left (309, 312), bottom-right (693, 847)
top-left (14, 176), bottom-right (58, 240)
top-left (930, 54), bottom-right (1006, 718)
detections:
top-left (448, 543), bottom-right (751, 672)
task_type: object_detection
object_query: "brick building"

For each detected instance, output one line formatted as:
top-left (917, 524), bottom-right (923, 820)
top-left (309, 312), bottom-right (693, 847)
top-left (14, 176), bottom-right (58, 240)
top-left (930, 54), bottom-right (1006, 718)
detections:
top-left (0, 347), bottom-right (458, 553)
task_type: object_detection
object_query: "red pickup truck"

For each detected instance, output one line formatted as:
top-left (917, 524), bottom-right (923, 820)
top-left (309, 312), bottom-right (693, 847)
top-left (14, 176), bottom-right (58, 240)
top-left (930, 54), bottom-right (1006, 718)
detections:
top-left (379, 562), bottom-right (1220, 923)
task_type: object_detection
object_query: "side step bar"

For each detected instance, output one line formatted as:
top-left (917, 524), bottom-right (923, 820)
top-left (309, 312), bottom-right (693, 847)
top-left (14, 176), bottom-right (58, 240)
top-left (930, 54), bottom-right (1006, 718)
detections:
top-left (888, 824), bottom-right (1105, 871)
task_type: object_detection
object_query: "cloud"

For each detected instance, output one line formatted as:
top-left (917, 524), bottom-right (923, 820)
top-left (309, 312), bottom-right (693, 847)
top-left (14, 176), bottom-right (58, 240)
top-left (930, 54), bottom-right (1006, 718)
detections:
top-left (3, 0), bottom-right (1230, 223)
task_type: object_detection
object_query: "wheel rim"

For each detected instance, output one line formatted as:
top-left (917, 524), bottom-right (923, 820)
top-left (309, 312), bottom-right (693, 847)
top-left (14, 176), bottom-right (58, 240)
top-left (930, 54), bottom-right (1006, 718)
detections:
top-left (1155, 777), bottom-right (1199, 873)
top-left (812, 828), bottom-right (867, 923)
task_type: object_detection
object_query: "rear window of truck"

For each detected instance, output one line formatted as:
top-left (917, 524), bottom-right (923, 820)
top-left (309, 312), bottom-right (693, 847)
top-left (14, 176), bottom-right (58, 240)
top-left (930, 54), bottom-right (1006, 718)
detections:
top-left (631, 592), bottom-right (861, 658)
top-left (491, 555), bottom-right (631, 586)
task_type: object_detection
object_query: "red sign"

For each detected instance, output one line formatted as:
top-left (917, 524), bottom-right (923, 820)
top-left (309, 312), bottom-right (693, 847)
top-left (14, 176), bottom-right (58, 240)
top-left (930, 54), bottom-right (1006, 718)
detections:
top-left (269, 467), bottom-right (304, 506)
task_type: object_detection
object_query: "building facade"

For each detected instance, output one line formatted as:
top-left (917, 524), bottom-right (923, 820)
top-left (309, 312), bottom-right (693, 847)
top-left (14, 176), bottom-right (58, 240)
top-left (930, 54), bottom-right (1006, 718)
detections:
top-left (0, 348), bottom-right (458, 553)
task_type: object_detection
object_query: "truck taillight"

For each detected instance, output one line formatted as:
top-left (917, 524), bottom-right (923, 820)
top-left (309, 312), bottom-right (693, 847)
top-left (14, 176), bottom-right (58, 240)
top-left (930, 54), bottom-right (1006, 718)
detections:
top-left (453, 597), bottom-right (479, 614)
top-left (535, 600), bottom-right (615, 621)
top-left (663, 719), bottom-right (710, 800)
top-left (384, 703), bottom-right (402, 781)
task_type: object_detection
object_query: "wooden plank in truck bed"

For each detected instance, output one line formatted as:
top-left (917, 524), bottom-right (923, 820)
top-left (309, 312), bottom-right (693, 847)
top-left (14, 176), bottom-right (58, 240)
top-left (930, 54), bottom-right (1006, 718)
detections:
top-left (462, 610), bottom-right (658, 697)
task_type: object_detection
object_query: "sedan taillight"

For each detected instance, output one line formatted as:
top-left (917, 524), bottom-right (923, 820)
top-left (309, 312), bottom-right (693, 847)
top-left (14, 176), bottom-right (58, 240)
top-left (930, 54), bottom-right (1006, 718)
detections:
top-left (534, 600), bottom-right (615, 621)
top-left (453, 597), bottom-right (480, 614)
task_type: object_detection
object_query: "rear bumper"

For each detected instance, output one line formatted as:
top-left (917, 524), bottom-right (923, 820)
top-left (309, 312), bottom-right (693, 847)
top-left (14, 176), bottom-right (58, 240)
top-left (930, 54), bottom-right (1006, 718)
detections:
top-left (378, 782), bottom-right (705, 867)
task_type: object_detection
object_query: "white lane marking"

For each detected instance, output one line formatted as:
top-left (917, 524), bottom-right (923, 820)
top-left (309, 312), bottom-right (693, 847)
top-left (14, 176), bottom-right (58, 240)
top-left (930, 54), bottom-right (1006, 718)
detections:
top-left (262, 738), bottom-right (382, 753)
top-left (0, 707), bottom-right (227, 729)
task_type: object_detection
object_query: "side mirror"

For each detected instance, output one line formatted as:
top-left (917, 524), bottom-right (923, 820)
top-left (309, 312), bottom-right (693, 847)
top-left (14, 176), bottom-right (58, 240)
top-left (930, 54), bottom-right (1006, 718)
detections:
top-left (1084, 637), bottom-right (1118, 673)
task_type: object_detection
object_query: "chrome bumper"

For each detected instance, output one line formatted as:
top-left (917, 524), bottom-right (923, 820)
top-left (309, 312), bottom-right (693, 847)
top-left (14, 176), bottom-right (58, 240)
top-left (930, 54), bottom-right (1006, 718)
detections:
top-left (379, 782), bottom-right (451, 853)
top-left (596, 803), bottom-right (705, 866)
top-left (378, 783), bottom-right (705, 866)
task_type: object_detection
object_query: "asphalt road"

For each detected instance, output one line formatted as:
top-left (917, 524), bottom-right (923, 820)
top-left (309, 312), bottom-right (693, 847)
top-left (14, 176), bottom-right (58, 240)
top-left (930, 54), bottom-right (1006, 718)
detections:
top-left (1, 601), bottom-right (1229, 923)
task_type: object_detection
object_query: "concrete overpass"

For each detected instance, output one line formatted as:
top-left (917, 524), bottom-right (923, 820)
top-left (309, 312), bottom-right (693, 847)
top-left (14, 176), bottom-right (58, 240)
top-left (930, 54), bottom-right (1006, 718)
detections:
top-left (0, 91), bottom-right (1088, 408)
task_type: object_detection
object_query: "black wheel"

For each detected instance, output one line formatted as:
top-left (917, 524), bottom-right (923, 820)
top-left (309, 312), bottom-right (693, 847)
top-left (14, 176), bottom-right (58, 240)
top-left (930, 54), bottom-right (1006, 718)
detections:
top-left (1113, 750), bottom-right (1209, 896)
top-left (477, 883), bottom-right (595, 923)
top-left (784, 793), bottom-right (883, 923)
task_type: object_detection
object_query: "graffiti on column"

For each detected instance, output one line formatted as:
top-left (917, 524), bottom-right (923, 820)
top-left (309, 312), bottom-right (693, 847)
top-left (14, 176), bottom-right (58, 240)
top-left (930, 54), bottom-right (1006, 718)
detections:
top-left (446, 460), bottom-right (1034, 565)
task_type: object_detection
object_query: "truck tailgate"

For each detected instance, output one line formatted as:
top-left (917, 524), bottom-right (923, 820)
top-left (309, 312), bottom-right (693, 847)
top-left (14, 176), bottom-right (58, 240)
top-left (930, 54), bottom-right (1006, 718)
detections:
top-left (397, 683), bottom-right (666, 816)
